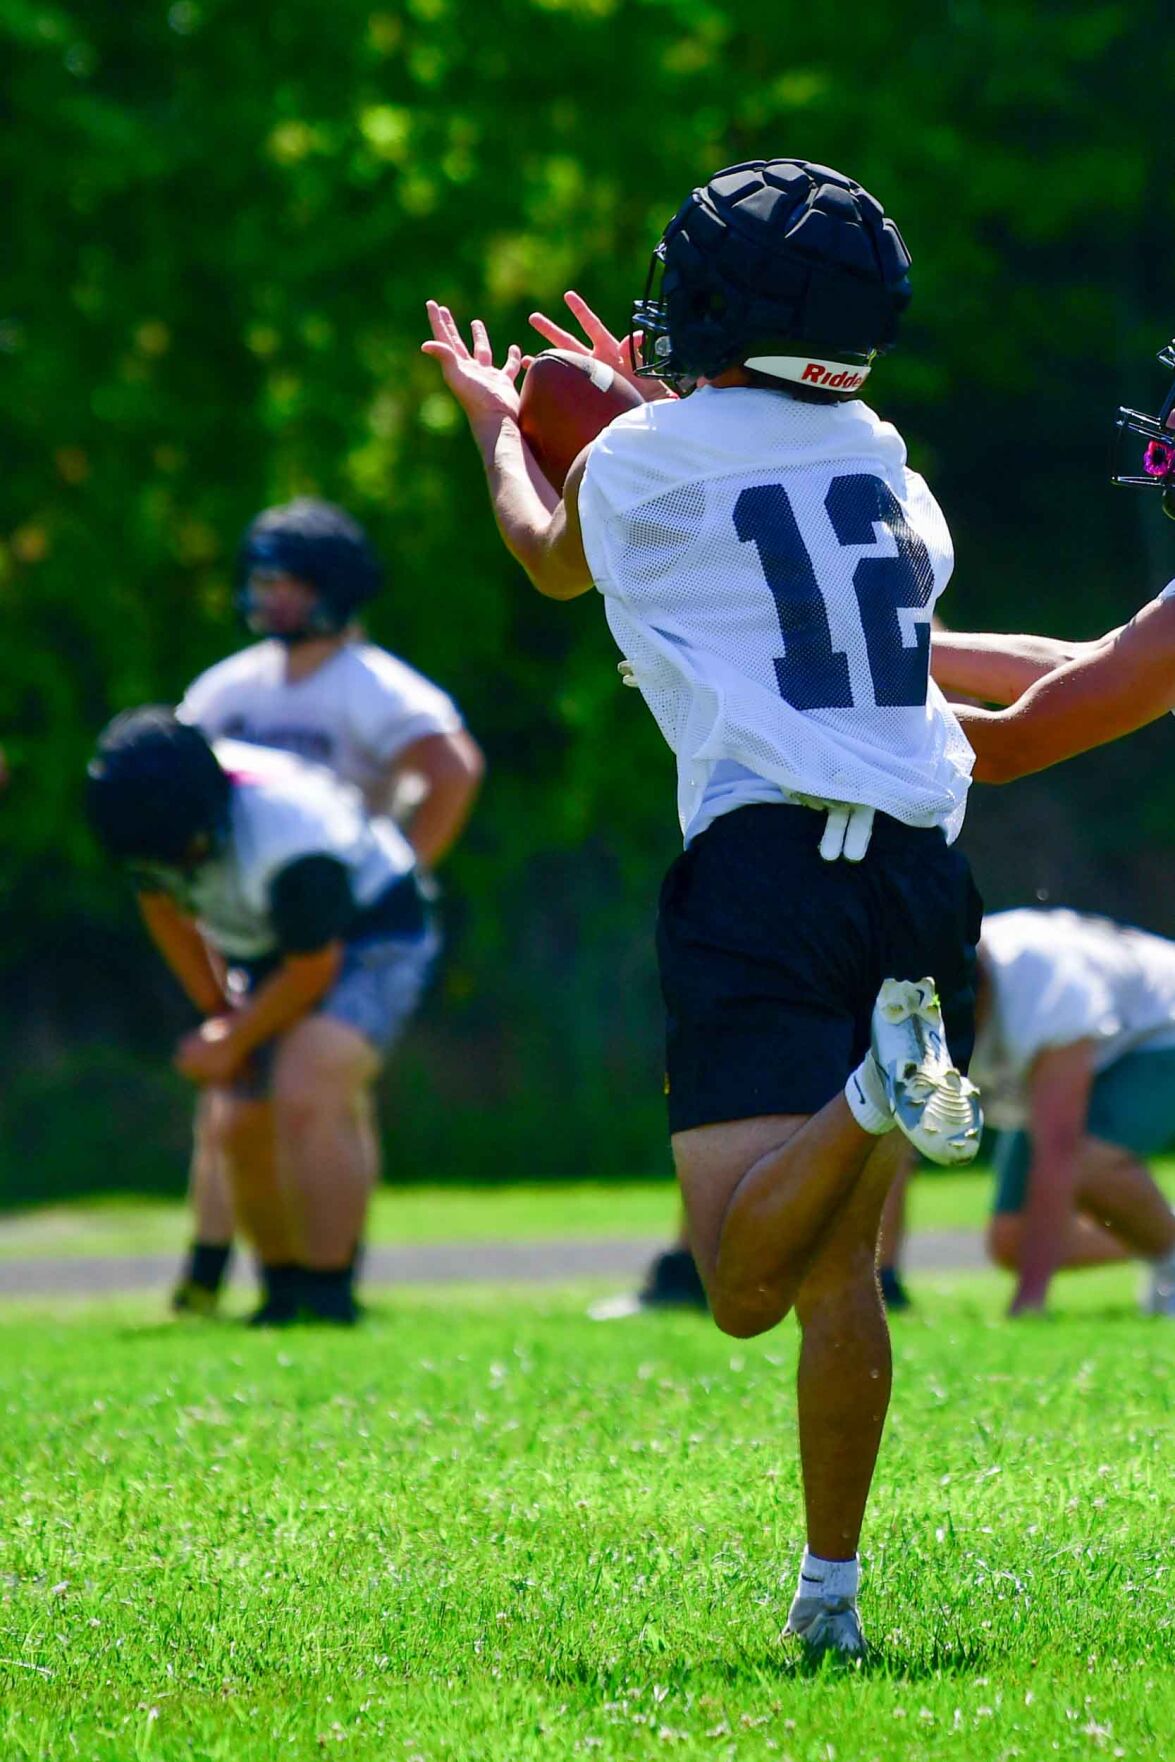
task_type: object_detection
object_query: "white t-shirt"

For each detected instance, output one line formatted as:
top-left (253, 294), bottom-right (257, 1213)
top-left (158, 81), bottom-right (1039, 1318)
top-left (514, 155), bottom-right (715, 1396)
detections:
top-left (180, 741), bottom-right (415, 960)
top-left (579, 385), bottom-right (973, 844)
top-left (179, 641), bottom-right (463, 814)
top-left (972, 908), bottom-right (1175, 1129)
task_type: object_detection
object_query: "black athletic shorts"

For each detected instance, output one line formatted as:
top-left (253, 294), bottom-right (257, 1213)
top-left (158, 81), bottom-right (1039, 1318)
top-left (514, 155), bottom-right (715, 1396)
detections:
top-left (656, 802), bottom-right (983, 1135)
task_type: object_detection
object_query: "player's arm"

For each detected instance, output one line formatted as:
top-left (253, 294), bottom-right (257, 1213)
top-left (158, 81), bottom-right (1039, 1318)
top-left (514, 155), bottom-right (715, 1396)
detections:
top-left (173, 856), bottom-right (350, 1084)
top-left (956, 593), bottom-right (1175, 782)
top-left (1012, 1039), bottom-right (1096, 1315)
top-left (392, 729), bottom-right (485, 868)
top-left (931, 629), bottom-right (1101, 706)
top-left (421, 302), bottom-right (593, 602)
top-left (136, 891), bottom-right (228, 1017)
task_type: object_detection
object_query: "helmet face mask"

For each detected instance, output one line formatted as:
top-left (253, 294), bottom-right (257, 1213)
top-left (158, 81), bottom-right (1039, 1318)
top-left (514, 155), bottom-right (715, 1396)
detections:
top-left (234, 500), bottom-right (382, 643)
top-left (632, 158), bottom-right (911, 396)
top-left (1112, 340), bottom-right (1175, 519)
top-left (238, 566), bottom-right (338, 644)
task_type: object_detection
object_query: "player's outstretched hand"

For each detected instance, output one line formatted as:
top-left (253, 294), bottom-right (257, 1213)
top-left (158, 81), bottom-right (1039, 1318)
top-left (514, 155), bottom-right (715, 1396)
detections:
top-left (526, 291), bottom-right (677, 402)
top-left (422, 301), bottom-right (523, 426)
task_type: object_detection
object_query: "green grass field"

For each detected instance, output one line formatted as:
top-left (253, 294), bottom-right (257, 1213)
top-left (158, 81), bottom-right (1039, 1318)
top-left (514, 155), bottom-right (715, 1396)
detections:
top-left (1, 1271), bottom-right (1171, 1760)
top-left (2, 1161), bottom-right (1173, 1262)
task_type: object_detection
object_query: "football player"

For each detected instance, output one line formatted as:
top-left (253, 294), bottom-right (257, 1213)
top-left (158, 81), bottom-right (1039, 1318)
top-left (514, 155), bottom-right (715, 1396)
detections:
top-left (87, 709), bottom-right (443, 1324)
top-left (972, 909), bottom-right (1175, 1316)
top-left (171, 499), bottom-right (483, 1315)
top-left (933, 337), bottom-right (1175, 774)
top-left (424, 159), bottom-right (987, 1659)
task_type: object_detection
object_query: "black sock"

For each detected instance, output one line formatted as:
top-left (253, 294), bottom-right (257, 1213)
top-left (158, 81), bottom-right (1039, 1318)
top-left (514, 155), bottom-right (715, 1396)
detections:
top-left (300, 1265), bottom-right (358, 1322)
top-left (188, 1241), bottom-right (232, 1294)
top-left (260, 1262), bottom-right (303, 1311)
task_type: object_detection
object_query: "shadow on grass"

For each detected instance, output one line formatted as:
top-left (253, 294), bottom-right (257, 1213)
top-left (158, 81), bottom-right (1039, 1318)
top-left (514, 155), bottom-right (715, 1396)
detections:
top-left (541, 1633), bottom-right (992, 1691)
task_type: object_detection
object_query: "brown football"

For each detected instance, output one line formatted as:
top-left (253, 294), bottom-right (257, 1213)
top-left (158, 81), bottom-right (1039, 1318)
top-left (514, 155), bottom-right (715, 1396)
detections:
top-left (518, 349), bottom-right (644, 492)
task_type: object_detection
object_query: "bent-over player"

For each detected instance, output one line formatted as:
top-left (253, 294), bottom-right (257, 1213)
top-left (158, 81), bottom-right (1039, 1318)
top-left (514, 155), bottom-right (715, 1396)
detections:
top-left (87, 709), bottom-right (440, 1325)
top-left (973, 909), bottom-right (1175, 1315)
top-left (424, 158), bottom-right (986, 1657)
top-left (171, 498), bottom-right (483, 1314)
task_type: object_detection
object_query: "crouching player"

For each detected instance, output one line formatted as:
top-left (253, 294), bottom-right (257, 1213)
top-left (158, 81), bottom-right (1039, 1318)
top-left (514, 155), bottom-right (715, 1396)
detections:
top-left (972, 908), bottom-right (1175, 1316)
top-left (172, 498), bottom-right (483, 1314)
top-left (86, 708), bottom-right (439, 1324)
top-left (424, 159), bottom-right (985, 1657)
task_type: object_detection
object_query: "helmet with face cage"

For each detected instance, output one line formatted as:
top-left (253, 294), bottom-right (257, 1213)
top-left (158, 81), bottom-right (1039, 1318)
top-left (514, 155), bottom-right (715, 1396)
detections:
top-left (1112, 338), bottom-right (1175, 520)
top-left (632, 158), bottom-right (912, 395)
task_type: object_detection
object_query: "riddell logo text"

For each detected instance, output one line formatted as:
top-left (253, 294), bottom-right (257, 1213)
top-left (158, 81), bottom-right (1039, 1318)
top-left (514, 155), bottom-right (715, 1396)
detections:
top-left (801, 363), bottom-right (865, 390)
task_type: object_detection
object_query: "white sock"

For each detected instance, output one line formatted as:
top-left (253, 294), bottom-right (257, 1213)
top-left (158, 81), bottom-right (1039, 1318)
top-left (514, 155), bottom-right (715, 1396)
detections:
top-left (796, 1548), bottom-right (860, 1603)
top-left (844, 1052), bottom-right (894, 1136)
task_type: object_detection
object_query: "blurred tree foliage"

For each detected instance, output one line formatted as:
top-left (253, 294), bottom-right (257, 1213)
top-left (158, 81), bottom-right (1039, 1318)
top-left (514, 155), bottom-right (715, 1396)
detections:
top-left (2, 0), bottom-right (1175, 1190)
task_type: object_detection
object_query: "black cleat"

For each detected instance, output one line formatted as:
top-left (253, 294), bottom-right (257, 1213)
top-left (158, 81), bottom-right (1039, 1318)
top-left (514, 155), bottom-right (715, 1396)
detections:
top-left (879, 1265), bottom-right (912, 1312)
top-left (589, 1245), bottom-right (708, 1320)
top-left (171, 1279), bottom-right (221, 1319)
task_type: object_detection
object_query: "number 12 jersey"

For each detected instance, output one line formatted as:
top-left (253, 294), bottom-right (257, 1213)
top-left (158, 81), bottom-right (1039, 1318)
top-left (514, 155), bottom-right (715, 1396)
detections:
top-left (579, 385), bottom-right (973, 844)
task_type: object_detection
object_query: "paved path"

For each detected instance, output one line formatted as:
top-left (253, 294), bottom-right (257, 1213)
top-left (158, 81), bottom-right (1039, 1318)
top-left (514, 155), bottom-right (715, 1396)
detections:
top-left (0, 1229), bottom-right (985, 1298)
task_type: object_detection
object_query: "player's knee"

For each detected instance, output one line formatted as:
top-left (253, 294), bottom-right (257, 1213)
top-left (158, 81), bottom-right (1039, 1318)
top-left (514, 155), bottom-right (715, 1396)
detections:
top-left (709, 1285), bottom-right (790, 1339)
top-left (987, 1214), bottom-right (1021, 1271)
top-left (272, 1073), bottom-right (334, 1137)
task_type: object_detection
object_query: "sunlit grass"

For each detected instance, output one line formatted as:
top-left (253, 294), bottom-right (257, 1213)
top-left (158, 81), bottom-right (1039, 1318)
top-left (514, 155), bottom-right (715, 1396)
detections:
top-left (2, 1161), bottom-right (1173, 1262)
top-left (0, 1272), bottom-right (1171, 1759)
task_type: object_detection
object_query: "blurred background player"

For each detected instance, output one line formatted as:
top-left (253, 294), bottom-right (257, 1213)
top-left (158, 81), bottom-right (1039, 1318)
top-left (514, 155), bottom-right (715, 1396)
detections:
top-left (424, 158), bottom-right (986, 1660)
top-left (86, 708), bottom-right (444, 1324)
top-left (869, 910), bottom-right (1175, 1318)
top-left (170, 499), bottom-right (483, 1315)
top-left (973, 908), bottom-right (1175, 1316)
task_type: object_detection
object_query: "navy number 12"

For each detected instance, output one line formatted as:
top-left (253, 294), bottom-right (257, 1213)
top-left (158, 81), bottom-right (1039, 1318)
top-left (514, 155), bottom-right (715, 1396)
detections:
top-left (733, 474), bottom-right (935, 711)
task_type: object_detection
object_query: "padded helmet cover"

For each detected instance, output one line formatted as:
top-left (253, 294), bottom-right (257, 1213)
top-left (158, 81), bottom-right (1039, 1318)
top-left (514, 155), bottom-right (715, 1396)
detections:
top-left (635, 159), bottom-right (912, 384)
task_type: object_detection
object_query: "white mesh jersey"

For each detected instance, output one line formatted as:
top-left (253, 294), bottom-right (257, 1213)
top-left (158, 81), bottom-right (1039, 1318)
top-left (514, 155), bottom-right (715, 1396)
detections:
top-left (179, 640), bottom-right (463, 815)
top-left (182, 741), bottom-right (415, 960)
top-left (579, 385), bottom-right (973, 843)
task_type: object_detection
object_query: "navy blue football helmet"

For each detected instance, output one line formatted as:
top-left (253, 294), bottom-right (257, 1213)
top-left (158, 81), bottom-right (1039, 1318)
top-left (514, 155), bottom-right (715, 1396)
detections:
top-left (86, 707), bottom-right (230, 875)
top-left (236, 499), bottom-right (383, 641)
top-left (1112, 338), bottom-right (1175, 520)
top-left (633, 159), bottom-right (912, 393)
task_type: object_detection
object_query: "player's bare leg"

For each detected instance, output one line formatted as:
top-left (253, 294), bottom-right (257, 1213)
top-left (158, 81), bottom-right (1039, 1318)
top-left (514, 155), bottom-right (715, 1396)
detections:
top-left (191, 1093), bottom-right (236, 1243)
top-left (172, 1089), bottom-right (237, 1316)
top-left (675, 1101), bottom-right (881, 1338)
top-left (794, 1132), bottom-right (901, 1558)
top-left (990, 1137), bottom-right (1175, 1294)
top-left (271, 1016), bottom-right (380, 1314)
top-left (781, 1132), bottom-right (903, 1656)
top-left (876, 1148), bottom-right (914, 1310)
top-left (218, 1098), bottom-right (293, 1264)
top-left (214, 1094), bottom-right (310, 1324)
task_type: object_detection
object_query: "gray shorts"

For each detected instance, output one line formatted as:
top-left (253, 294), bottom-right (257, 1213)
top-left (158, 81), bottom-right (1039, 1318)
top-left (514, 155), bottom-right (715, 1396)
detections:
top-left (992, 1044), bottom-right (1175, 1214)
top-left (226, 926), bottom-right (441, 1099)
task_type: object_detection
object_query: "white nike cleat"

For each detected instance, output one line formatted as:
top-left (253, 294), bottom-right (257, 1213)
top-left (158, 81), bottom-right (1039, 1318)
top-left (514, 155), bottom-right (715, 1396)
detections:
top-left (785, 1593), bottom-right (867, 1660)
top-left (870, 977), bottom-right (982, 1166)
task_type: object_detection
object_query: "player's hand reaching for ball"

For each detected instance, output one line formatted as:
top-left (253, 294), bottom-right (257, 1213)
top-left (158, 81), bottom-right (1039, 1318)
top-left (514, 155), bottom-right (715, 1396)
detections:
top-left (422, 302), bottom-right (523, 428)
top-left (526, 291), bottom-right (677, 402)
